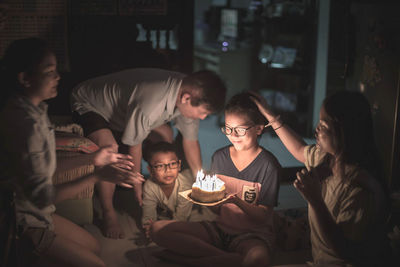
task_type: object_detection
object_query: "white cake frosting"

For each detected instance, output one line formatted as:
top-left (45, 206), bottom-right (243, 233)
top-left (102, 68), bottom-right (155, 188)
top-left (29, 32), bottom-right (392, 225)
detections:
top-left (192, 169), bottom-right (225, 192)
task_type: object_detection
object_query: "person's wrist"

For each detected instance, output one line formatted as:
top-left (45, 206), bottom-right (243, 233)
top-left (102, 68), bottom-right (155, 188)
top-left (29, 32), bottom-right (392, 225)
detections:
top-left (266, 115), bottom-right (283, 129)
top-left (94, 165), bottom-right (108, 181)
top-left (308, 194), bottom-right (325, 210)
top-left (91, 171), bottom-right (101, 183)
top-left (273, 121), bottom-right (285, 131)
top-left (90, 153), bottom-right (98, 166)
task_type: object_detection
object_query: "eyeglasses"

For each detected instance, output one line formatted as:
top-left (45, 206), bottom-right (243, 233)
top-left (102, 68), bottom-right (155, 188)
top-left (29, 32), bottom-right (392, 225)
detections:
top-left (151, 160), bottom-right (181, 172)
top-left (221, 125), bottom-right (254, 136)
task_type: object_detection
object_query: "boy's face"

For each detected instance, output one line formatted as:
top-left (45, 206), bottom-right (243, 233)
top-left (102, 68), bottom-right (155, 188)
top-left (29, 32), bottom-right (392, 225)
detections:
top-left (148, 151), bottom-right (181, 186)
top-left (224, 112), bottom-right (263, 151)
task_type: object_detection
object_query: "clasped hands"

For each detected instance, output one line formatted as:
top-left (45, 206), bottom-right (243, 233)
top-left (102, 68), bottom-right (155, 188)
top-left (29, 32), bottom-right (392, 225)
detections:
top-left (293, 168), bottom-right (324, 207)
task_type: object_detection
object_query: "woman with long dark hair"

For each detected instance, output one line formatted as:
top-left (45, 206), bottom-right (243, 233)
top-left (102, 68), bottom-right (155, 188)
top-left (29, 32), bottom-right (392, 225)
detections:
top-left (0, 37), bottom-right (138, 266)
top-left (252, 90), bottom-right (388, 266)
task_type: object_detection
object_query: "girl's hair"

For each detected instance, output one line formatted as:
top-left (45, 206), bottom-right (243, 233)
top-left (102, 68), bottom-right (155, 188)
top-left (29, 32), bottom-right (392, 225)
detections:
top-left (0, 37), bottom-right (52, 107)
top-left (322, 91), bottom-right (383, 182)
top-left (225, 92), bottom-right (268, 126)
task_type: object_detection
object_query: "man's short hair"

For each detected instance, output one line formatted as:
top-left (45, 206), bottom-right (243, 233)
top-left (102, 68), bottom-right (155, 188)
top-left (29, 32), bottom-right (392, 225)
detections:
top-left (143, 141), bottom-right (178, 163)
top-left (181, 70), bottom-right (226, 113)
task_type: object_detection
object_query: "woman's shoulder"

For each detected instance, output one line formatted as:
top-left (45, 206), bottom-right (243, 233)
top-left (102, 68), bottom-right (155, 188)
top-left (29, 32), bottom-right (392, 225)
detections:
top-left (348, 168), bottom-right (382, 192)
top-left (1, 98), bottom-right (39, 137)
top-left (304, 144), bottom-right (327, 169)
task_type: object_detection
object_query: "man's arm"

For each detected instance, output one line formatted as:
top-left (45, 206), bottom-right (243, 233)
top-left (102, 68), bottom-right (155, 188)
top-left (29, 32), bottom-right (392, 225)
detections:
top-left (128, 143), bottom-right (142, 173)
top-left (128, 143), bottom-right (145, 205)
top-left (182, 138), bottom-right (202, 176)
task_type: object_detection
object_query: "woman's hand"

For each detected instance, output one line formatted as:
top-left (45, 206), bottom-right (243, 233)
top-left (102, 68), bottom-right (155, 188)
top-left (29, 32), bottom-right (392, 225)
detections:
top-left (96, 164), bottom-right (145, 188)
top-left (92, 145), bottom-right (134, 169)
top-left (249, 91), bottom-right (277, 122)
top-left (293, 168), bottom-right (324, 207)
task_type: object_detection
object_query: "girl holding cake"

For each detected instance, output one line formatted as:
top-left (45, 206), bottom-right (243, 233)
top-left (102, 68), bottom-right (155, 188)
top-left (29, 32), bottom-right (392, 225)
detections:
top-left (149, 93), bottom-right (281, 267)
top-left (251, 91), bottom-right (388, 266)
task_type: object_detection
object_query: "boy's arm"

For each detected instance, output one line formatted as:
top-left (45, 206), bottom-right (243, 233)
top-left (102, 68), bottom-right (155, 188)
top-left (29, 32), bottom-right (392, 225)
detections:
top-left (227, 195), bottom-right (273, 224)
top-left (182, 138), bottom-right (202, 176)
top-left (141, 182), bottom-right (158, 226)
top-left (174, 171), bottom-right (194, 221)
top-left (173, 196), bottom-right (193, 221)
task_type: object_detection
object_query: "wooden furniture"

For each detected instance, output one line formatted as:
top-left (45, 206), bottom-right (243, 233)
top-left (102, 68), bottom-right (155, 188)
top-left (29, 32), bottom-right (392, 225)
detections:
top-left (52, 150), bottom-right (95, 225)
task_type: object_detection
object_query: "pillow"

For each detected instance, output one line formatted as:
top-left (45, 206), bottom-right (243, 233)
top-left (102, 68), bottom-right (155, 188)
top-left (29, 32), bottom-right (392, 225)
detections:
top-left (49, 116), bottom-right (84, 136)
top-left (55, 132), bottom-right (98, 153)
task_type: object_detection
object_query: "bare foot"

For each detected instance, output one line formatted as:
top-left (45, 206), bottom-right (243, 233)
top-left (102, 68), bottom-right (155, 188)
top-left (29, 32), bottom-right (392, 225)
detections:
top-left (102, 210), bottom-right (125, 239)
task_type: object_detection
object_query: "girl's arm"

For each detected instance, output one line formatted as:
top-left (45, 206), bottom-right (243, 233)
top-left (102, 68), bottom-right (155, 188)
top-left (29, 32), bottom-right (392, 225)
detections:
top-left (250, 92), bottom-right (307, 163)
top-left (227, 195), bottom-right (272, 224)
top-left (141, 183), bottom-right (159, 226)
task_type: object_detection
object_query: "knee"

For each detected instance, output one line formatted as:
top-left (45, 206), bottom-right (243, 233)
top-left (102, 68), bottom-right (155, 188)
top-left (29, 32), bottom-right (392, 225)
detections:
top-left (242, 247), bottom-right (271, 267)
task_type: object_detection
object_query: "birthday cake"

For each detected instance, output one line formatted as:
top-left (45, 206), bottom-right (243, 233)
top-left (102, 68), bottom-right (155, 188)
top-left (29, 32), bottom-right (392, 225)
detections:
top-left (191, 170), bottom-right (226, 203)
